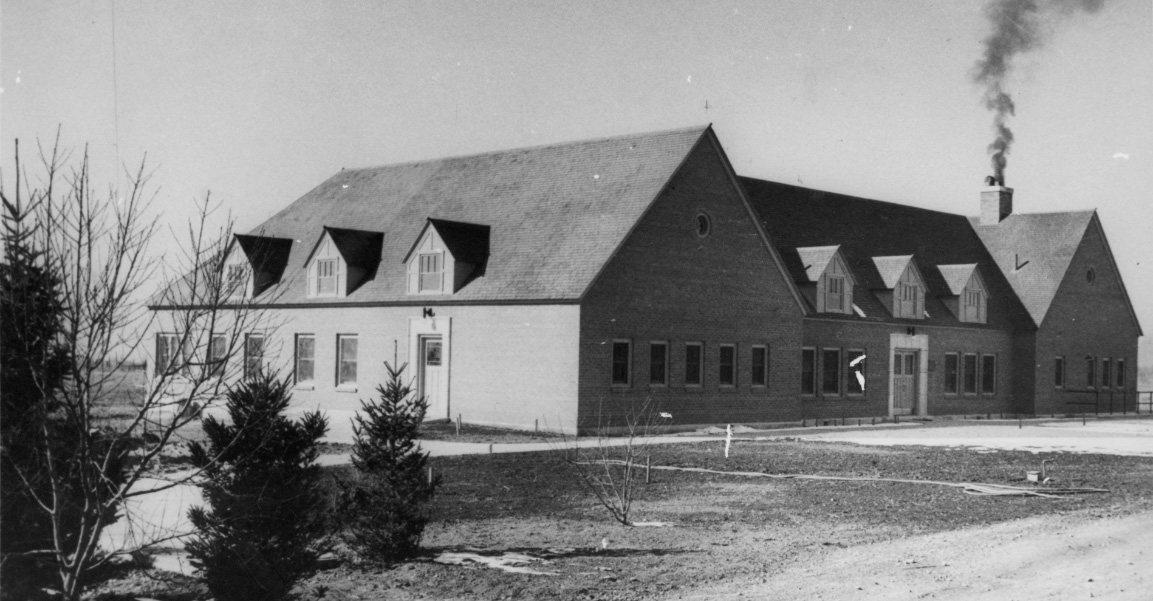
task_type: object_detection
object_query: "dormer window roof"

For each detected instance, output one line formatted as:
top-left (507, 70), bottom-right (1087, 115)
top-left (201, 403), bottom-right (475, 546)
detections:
top-left (872, 255), bottom-right (927, 320)
top-left (795, 245), bottom-right (856, 315)
top-left (404, 218), bottom-right (491, 295)
top-left (231, 234), bottom-right (294, 297)
top-left (937, 264), bottom-right (989, 324)
top-left (303, 227), bottom-right (383, 298)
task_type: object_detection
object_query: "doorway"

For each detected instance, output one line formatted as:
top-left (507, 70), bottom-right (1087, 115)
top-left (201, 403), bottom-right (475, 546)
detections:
top-left (892, 350), bottom-right (918, 415)
top-left (418, 335), bottom-right (445, 419)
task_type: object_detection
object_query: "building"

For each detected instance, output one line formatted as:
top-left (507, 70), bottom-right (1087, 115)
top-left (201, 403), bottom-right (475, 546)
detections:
top-left (148, 125), bottom-right (1141, 433)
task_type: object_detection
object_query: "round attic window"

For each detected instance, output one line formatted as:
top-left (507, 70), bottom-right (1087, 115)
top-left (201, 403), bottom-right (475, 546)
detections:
top-left (1086, 268), bottom-right (1096, 285)
top-left (695, 212), bottom-right (711, 238)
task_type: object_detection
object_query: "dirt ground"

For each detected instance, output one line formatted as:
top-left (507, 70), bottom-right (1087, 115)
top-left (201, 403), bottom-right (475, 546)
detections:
top-left (680, 508), bottom-right (1151, 601)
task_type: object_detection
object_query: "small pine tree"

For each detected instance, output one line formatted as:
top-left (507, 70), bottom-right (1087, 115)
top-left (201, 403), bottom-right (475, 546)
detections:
top-left (0, 192), bottom-right (73, 596)
top-left (186, 373), bottom-right (329, 601)
top-left (341, 361), bottom-right (438, 563)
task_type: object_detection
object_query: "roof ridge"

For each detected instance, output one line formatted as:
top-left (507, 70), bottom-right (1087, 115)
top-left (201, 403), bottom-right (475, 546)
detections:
top-left (739, 177), bottom-right (973, 220)
top-left (337, 125), bottom-right (711, 175)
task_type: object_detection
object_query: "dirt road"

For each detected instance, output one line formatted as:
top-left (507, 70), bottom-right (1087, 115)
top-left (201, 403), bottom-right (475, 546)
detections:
top-left (683, 508), bottom-right (1151, 600)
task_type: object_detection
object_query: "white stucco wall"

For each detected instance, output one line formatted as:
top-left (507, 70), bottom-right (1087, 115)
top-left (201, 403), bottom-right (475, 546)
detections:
top-left (148, 303), bottom-right (581, 439)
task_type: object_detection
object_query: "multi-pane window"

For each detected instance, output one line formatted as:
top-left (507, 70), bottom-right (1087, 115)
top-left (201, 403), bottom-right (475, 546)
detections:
top-left (821, 348), bottom-right (841, 395)
top-left (226, 264), bottom-right (248, 296)
top-left (826, 276), bottom-right (845, 313)
top-left (981, 354), bottom-right (996, 394)
top-left (719, 345), bottom-right (736, 387)
top-left (317, 259), bottom-right (337, 295)
top-left (1101, 358), bottom-right (1112, 389)
top-left (1116, 359), bottom-right (1125, 389)
top-left (337, 335), bottom-right (358, 386)
top-left (295, 334), bottom-right (315, 384)
top-left (155, 333), bottom-right (180, 377)
top-left (244, 334), bottom-right (264, 381)
top-left (963, 353), bottom-right (978, 394)
top-left (1086, 356), bottom-right (1096, 388)
top-left (944, 353), bottom-right (959, 394)
top-left (801, 348), bottom-right (816, 395)
top-left (649, 342), bottom-right (668, 386)
top-left (751, 345), bottom-right (768, 387)
top-left (207, 335), bottom-right (227, 378)
top-left (684, 343), bottom-right (703, 386)
top-left (898, 282), bottom-right (922, 319)
top-left (611, 340), bottom-right (631, 386)
top-left (418, 253), bottom-right (443, 293)
top-left (846, 350), bottom-right (865, 395)
top-left (1054, 356), bottom-right (1065, 388)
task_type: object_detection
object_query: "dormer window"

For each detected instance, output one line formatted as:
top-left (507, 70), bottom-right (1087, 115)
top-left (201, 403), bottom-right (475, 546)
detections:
top-left (405, 218), bottom-right (490, 296)
top-left (305, 227), bottom-right (383, 299)
top-left (795, 245), bottom-right (855, 315)
top-left (872, 255), bottom-right (925, 320)
top-left (937, 264), bottom-right (988, 324)
top-left (418, 253), bottom-right (443, 293)
top-left (225, 263), bottom-right (250, 298)
top-left (317, 259), bottom-right (337, 295)
top-left (826, 276), bottom-right (846, 312)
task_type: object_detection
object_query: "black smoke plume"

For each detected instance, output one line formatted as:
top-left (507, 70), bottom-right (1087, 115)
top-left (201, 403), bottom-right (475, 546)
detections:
top-left (974, 0), bottom-right (1106, 183)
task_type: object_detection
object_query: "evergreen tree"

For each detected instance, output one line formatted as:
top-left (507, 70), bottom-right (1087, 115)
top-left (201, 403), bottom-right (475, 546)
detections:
top-left (0, 192), bottom-right (71, 597)
top-left (341, 361), bottom-right (438, 563)
top-left (186, 373), bottom-right (329, 601)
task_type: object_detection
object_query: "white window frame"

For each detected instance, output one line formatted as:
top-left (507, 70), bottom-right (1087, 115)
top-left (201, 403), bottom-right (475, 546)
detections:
top-left (826, 276), bottom-right (845, 314)
top-left (225, 263), bottom-right (249, 298)
top-left (244, 334), bottom-right (264, 381)
top-left (295, 334), bottom-right (316, 387)
top-left (337, 334), bottom-right (358, 389)
top-left (207, 335), bottom-right (227, 378)
top-left (316, 258), bottom-right (338, 296)
top-left (417, 252), bottom-right (444, 294)
top-left (155, 333), bottom-right (180, 378)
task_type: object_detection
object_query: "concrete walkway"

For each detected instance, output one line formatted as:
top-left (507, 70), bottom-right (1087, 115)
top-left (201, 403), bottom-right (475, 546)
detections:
top-left (764, 417), bottom-right (1153, 457)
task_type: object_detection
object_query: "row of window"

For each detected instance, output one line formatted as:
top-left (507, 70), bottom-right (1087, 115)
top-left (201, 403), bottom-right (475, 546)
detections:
top-left (800, 348), bottom-right (866, 397)
top-left (155, 333), bottom-right (362, 388)
top-left (610, 341), bottom-right (770, 389)
top-left (1055, 355), bottom-right (1126, 389)
top-left (943, 352), bottom-right (997, 396)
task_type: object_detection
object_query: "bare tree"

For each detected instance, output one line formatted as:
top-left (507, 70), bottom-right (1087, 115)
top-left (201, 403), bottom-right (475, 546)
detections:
top-left (0, 135), bottom-right (274, 601)
top-left (562, 397), bottom-right (670, 527)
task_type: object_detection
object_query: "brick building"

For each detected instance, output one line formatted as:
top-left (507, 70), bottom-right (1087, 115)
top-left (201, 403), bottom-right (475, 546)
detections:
top-left (149, 125), bottom-right (1141, 432)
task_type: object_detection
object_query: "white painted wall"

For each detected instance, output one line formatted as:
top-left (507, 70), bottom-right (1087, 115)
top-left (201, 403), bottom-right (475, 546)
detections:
top-left (150, 303), bottom-right (582, 440)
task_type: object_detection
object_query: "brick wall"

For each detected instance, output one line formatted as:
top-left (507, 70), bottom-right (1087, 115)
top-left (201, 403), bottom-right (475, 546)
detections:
top-left (578, 137), bottom-right (805, 431)
top-left (802, 319), bottom-right (1016, 418)
top-left (1032, 217), bottom-right (1141, 415)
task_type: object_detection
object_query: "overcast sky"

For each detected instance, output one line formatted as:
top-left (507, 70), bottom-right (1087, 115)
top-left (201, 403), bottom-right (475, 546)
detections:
top-left (3, 0), bottom-right (1151, 363)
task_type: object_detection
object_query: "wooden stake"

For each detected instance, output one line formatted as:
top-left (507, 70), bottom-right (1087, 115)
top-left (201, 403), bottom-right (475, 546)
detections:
top-left (646, 455), bottom-right (651, 484)
top-left (428, 466), bottom-right (434, 485)
top-left (455, 414), bottom-right (461, 436)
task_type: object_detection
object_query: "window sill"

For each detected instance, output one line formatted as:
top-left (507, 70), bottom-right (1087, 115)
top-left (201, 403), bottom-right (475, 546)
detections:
top-left (335, 385), bottom-right (358, 393)
top-left (295, 383), bottom-right (316, 391)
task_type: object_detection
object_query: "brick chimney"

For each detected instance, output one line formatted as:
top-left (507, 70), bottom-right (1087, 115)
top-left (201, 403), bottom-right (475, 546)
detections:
top-left (980, 176), bottom-right (1013, 225)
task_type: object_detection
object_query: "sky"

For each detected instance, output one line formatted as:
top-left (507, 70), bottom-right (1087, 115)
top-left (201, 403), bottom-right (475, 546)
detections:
top-left (3, 0), bottom-right (1151, 365)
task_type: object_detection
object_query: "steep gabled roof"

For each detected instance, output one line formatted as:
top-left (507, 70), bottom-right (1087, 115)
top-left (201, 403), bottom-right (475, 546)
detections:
top-left (871, 255), bottom-right (916, 289)
top-left (305, 227), bottom-right (385, 270)
top-left (402, 219), bottom-right (491, 266)
top-left (740, 178), bottom-right (1034, 329)
top-left (166, 126), bottom-right (710, 305)
top-left (968, 211), bottom-right (1094, 327)
top-left (792, 245), bottom-right (840, 283)
top-left (936, 264), bottom-right (979, 296)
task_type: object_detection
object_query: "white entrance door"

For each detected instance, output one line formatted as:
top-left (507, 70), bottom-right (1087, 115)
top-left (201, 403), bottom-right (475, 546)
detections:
top-left (419, 335), bottom-right (445, 419)
top-left (893, 350), bottom-right (917, 415)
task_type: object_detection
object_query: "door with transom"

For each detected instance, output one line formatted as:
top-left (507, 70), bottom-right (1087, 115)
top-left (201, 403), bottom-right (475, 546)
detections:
top-left (892, 350), bottom-right (918, 415)
top-left (419, 335), bottom-right (445, 419)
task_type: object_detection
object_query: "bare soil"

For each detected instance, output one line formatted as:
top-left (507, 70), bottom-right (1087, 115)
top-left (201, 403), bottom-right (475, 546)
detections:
top-left (85, 439), bottom-right (1153, 600)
